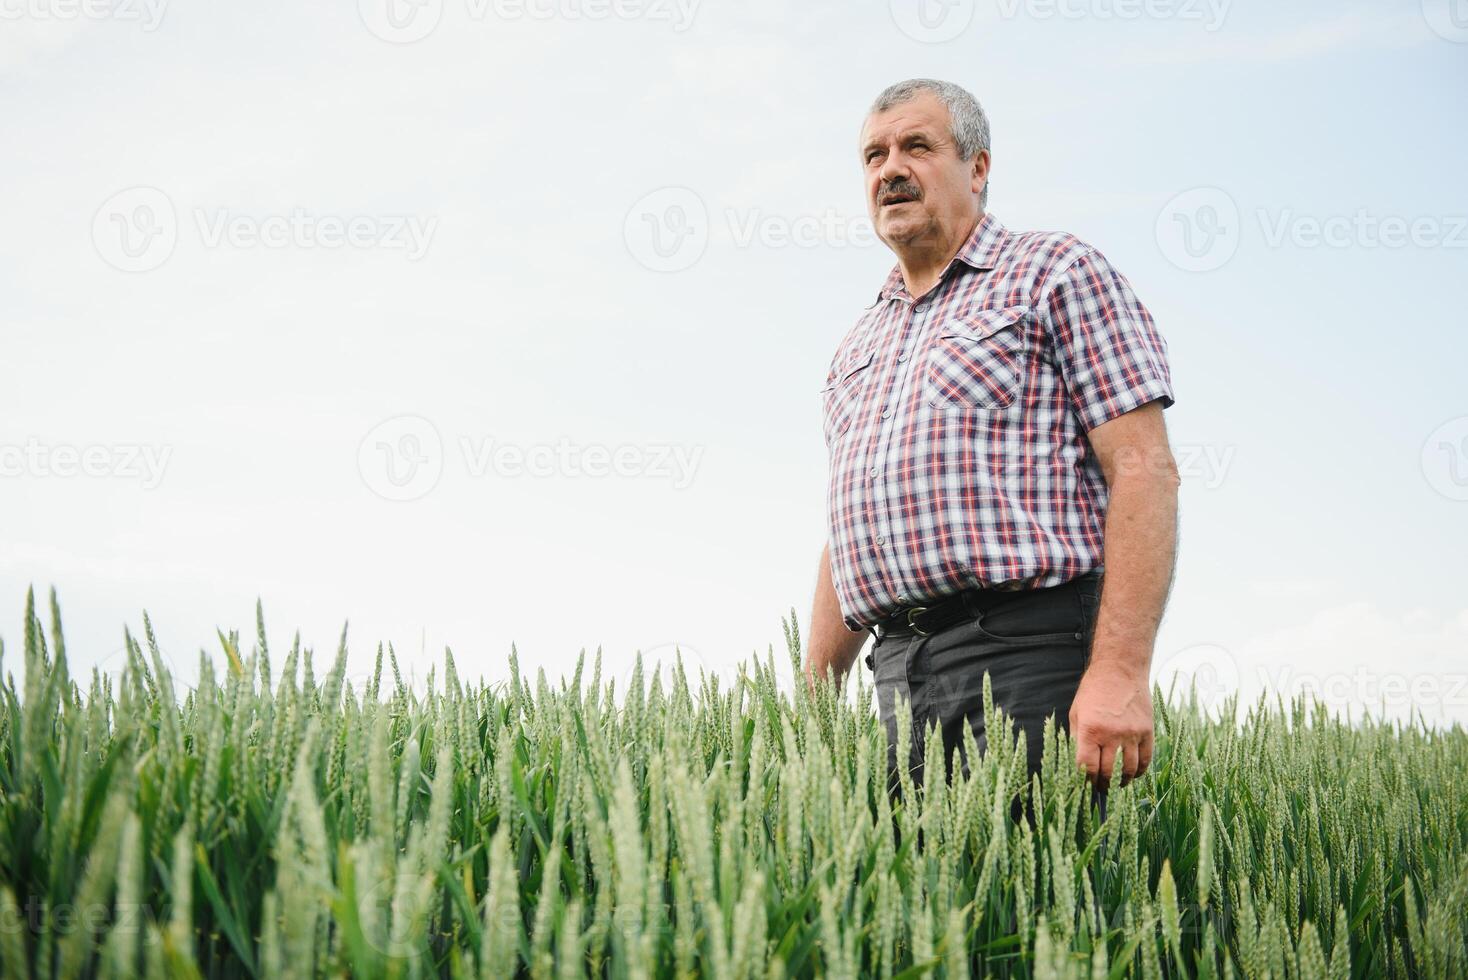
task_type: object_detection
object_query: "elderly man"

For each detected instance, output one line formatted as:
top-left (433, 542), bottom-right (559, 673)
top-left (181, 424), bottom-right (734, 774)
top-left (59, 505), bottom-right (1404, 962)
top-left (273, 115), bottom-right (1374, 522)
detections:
top-left (804, 78), bottom-right (1179, 809)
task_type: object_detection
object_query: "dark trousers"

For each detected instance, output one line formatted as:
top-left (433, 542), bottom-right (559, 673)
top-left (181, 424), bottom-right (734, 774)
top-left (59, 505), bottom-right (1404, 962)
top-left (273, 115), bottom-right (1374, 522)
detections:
top-left (868, 569), bottom-right (1107, 823)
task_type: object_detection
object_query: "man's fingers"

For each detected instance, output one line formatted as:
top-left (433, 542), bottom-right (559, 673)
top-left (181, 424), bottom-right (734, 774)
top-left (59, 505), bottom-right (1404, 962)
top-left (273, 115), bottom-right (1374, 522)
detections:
top-left (1074, 732), bottom-right (1101, 781)
top-left (1076, 729), bottom-right (1156, 789)
top-left (1122, 740), bottom-right (1141, 785)
top-left (1099, 742), bottom-right (1124, 791)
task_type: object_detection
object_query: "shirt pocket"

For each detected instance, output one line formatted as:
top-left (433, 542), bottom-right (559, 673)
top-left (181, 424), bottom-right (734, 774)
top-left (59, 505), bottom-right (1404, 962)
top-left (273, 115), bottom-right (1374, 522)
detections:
top-left (820, 348), bottom-right (876, 446)
top-left (922, 305), bottom-right (1028, 410)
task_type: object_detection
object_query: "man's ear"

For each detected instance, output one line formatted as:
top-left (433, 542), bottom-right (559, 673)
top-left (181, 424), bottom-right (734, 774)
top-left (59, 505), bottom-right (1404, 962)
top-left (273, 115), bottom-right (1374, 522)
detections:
top-left (971, 150), bottom-right (991, 197)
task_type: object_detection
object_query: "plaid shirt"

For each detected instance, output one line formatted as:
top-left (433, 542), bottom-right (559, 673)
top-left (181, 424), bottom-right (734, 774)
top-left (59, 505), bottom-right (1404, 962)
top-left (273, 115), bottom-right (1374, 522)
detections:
top-left (821, 212), bottom-right (1174, 631)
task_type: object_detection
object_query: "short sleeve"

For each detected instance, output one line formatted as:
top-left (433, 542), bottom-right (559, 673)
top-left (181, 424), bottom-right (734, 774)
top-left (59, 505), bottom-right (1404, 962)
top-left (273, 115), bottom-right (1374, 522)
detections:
top-left (1043, 247), bottom-right (1175, 432)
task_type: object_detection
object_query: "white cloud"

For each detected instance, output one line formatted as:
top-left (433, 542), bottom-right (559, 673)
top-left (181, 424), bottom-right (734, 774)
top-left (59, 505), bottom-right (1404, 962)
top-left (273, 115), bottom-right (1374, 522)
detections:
top-left (1243, 576), bottom-right (1329, 600)
top-left (1156, 601), bottom-right (1468, 728)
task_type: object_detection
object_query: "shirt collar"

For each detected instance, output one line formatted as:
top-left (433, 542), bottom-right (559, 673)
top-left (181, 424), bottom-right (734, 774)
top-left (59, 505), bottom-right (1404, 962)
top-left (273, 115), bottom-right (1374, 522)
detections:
top-left (876, 211), bottom-right (1009, 303)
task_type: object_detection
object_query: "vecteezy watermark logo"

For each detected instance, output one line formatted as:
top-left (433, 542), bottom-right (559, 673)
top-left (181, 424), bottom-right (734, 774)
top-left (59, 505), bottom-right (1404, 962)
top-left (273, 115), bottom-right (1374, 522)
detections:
top-left (0, 438), bottom-right (172, 489)
top-left (0, 898), bottom-right (171, 946)
top-left (358, 415), bottom-right (444, 502)
top-left (357, 419), bottom-right (705, 501)
top-left (1256, 209), bottom-right (1468, 250)
top-left (1152, 642), bottom-right (1239, 717)
top-left (358, 0), bottom-right (443, 43)
top-left (0, 0), bottom-right (168, 30)
top-left (1157, 192), bottom-right (1468, 272)
top-left (92, 188), bottom-right (438, 272)
top-left (191, 209), bottom-right (437, 258)
top-left (359, 0), bottom-right (699, 42)
top-left (1422, 416), bottom-right (1468, 502)
top-left (1254, 663), bottom-right (1468, 716)
top-left (625, 190), bottom-right (881, 272)
top-left (92, 186), bottom-right (178, 273)
top-left (891, 0), bottom-right (1229, 41)
top-left (460, 437), bottom-right (703, 488)
top-left (1175, 443), bottom-right (1236, 490)
top-left (1421, 0), bottom-right (1468, 42)
top-left (624, 187), bottom-right (708, 273)
top-left (890, 0), bottom-right (974, 42)
top-left (1155, 186), bottom-right (1239, 272)
top-left (726, 208), bottom-right (879, 250)
top-left (1003, 0), bottom-right (1229, 29)
top-left (1113, 443), bottom-right (1236, 490)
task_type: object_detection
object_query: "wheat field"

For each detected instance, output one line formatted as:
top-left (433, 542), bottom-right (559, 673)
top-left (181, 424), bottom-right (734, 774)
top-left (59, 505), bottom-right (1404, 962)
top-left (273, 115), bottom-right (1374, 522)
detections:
top-left (1, 588), bottom-right (1466, 978)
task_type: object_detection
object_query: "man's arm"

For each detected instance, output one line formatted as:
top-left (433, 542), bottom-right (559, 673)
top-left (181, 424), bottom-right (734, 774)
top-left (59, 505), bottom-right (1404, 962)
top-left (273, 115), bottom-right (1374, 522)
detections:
top-left (1068, 400), bottom-right (1179, 789)
top-left (803, 541), bottom-right (868, 691)
top-left (1038, 243), bottom-right (1177, 790)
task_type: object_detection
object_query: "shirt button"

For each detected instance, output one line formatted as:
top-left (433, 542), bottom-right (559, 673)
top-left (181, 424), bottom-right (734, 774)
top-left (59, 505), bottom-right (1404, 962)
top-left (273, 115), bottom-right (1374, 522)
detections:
top-left (881, 409), bottom-right (891, 419)
top-left (876, 534), bottom-right (885, 544)
top-left (914, 303), bottom-right (927, 312)
top-left (868, 467), bottom-right (878, 478)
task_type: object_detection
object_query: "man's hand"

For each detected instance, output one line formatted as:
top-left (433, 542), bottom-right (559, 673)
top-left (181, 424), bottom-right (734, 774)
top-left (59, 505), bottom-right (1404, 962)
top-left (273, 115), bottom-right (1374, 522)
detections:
top-left (1072, 400), bottom-right (1178, 788)
top-left (1070, 658), bottom-right (1154, 789)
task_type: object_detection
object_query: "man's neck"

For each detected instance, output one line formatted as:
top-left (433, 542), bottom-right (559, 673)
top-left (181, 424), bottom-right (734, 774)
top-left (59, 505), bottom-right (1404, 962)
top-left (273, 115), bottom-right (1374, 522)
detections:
top-left (897, 211), bottom-right (983, 301)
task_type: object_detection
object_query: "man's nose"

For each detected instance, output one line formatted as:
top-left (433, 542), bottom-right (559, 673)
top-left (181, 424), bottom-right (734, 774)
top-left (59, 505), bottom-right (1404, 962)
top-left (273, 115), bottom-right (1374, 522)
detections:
top-left (876, 156), bottom-right (911, 194)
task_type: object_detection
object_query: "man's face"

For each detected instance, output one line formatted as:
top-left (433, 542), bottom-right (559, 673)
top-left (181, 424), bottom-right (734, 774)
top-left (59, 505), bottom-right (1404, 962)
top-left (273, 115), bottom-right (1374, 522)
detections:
top-left (860, 90), bottom-right (988, 251)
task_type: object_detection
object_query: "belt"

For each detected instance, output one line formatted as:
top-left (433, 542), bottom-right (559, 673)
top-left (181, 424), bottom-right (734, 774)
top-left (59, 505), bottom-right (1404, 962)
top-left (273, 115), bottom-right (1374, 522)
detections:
top-left (868, 580), bottom-right (1025, 641)
top-left (866, 570), bottom-right (1100, 642)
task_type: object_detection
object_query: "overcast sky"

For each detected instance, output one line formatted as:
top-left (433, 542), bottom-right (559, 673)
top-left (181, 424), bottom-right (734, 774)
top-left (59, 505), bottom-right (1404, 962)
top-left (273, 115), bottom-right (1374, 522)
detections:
top-left (3, 0), bottom-right (1465, 725)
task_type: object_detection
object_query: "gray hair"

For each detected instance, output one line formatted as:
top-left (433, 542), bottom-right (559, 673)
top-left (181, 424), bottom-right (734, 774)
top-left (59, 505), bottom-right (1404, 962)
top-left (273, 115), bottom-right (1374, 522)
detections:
top-left (868, 78), bottom-right (991, 208)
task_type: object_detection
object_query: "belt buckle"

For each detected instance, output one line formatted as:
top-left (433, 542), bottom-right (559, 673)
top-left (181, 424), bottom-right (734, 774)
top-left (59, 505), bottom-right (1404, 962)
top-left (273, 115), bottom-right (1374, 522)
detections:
top-left (904, 605), bottom-right (931, 636)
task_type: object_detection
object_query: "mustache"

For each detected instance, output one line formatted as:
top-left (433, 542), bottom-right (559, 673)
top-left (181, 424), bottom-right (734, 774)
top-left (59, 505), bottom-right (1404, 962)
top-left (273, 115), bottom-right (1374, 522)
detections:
top-left (878, 182), bottom-right (921, 203)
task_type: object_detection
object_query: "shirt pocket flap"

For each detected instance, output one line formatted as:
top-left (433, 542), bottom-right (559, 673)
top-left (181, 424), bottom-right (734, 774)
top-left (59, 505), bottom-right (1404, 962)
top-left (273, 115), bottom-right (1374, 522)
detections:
top-left (939, 304), bottom-right (1030, 340)
top-left (820, 348), bottom-right (876, 392)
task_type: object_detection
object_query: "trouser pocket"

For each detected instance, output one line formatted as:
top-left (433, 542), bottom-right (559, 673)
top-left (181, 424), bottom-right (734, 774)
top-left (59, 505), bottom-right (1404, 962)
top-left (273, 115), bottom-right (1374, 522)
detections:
top-left (923, 613), bottom-right (1091, 782)
top-left (1076, 571), bottom-right (1104, 665)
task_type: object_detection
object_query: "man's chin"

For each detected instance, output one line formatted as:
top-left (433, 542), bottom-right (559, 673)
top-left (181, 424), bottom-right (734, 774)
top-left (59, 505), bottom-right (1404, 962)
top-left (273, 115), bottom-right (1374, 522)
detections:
top-left (877, 214), bottom-right (933, 246)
